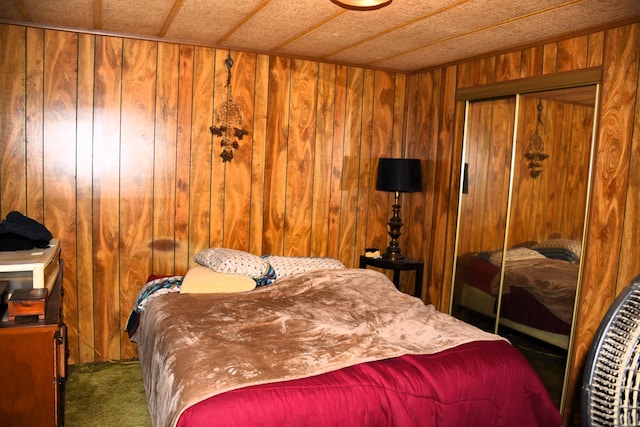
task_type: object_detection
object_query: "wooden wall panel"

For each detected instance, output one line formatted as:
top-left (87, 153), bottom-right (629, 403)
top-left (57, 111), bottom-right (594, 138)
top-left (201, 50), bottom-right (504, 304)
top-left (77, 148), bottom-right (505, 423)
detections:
top-left (408, 70), bottom-right (441, 298)
top-left (468, 56), bottom-right (496, 87)
top-left (587, 31), bottom-right (604, 67)
top-left (76, 33), bottom-right (95, 362)
top-left (189, 47), bottom-right (215, 259)
top-left (174, 45), bottom-right (194, 271)
top-left (327, 65), bottom-right (347, 260)
top-left (92, 35), bottom-right (123, 361)
top-left (543, 42), bottom-right (558, 74)
top-left (25, 28), bottom-right (44, 221)
top-left (119, 39), bottom-right (156, 359)
top-left (0, 25), bottom-right (26, 214)
top-left (152, 42), bottom-right (180, 275)
top-left (495, 51), bottom-right (521, 82)
top-left (404, 71), bottom-right (435, 279)
top-left (618, 60), bottom-right (640, 284)
top-left (392, 74), bottom-right (407, 156)
top-left (337, 67), bottom-right (364, 266)
top-left (354, 69), bottom-right (374, 264)
top-left (557, 36), bottom-right (588, 72)
top-left (249, 54), bottom-right (270, 256)
top-left (310, 62), bottom-right (336, 257)
top-left (43, 29), bottom-right (79, 363)
top-left (366, 70), bottom-right (397, 258)
top-left (427, 65), bottom-right (459, 307)
top-left (223, 51), bottom-right (256, 252)
top-left (208, 49), bottom-right (227, 251)
top-left (520, 46), bottom-right (544, 78)
top-left (284, 59), bottom-right (317, 256)
top-left (263, 56), bottom-right (291, 256)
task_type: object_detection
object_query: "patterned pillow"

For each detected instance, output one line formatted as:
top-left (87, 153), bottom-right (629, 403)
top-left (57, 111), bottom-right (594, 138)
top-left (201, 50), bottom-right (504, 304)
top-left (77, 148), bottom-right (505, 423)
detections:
top-left (533, 239), bottom-right (581, 260)
top-left (262, 255), bottom-right (345, 278)
top-left (488, 247), bottom-right (546, 266)
top-left (194, 248), bottom-right (276, 286)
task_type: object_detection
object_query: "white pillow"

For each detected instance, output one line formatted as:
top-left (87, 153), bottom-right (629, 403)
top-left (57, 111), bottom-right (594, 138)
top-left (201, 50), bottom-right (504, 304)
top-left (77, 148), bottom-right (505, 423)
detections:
top-left (194, 247), bottom-right (269, 278)
top-left (262, 255), bottom-right (345, 278)
top-left (180, 266), bottom-right (256, 294)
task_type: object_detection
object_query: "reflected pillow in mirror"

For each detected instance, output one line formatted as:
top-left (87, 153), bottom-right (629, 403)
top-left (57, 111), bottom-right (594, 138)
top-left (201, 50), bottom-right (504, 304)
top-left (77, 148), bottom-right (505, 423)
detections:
top-left (488, 247), bottom-right (546, 266)
top-left (533, 239), bottom-right (581, 260)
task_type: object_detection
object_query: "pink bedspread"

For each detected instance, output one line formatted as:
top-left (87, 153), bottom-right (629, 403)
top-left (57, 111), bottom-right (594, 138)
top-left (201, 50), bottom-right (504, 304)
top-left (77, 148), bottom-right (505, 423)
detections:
top-left (177, 340), bottom-right (561, 427)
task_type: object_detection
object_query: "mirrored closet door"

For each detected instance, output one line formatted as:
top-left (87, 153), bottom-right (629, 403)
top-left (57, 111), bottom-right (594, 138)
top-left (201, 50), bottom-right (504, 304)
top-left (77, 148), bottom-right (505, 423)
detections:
top-left (450, 77), bottom-right (599, 412)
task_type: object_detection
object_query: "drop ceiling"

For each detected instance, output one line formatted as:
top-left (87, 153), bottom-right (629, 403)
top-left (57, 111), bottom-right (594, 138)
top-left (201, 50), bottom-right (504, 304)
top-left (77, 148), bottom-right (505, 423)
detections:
top-left (0, 0), bottom-right (638, 72)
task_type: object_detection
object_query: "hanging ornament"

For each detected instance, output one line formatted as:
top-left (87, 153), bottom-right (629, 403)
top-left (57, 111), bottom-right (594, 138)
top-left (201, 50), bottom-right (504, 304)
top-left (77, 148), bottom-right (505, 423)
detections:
top-left (210, 51), bottom-right (249, 162)
top-left (524, 99), bottom-right (549, 178)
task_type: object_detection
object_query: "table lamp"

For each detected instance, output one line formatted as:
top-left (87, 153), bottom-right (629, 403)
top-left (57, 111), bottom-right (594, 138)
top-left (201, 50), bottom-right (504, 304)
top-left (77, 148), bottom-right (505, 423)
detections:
top-left (375, 158), bottom-right (422, 260)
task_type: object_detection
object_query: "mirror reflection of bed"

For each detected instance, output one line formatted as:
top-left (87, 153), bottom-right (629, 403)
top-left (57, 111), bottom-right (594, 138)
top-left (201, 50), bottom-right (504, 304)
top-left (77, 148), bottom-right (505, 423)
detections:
top-left (452, 240), bottom-right (581, 405)
top-left (450, 80), bottom-right (598, 411)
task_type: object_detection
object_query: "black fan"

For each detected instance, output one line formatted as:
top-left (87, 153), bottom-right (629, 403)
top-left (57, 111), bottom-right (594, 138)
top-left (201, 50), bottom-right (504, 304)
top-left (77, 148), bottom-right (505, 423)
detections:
top-left (582, 274), bottom-right (640, 427)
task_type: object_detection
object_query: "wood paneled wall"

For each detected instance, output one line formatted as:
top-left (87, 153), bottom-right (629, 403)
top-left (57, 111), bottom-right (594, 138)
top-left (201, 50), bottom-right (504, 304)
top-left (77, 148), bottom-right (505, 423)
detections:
top-left (407, 21), bottom-right (640, 425)
top-left (0, 24), bottom-right (409, 363)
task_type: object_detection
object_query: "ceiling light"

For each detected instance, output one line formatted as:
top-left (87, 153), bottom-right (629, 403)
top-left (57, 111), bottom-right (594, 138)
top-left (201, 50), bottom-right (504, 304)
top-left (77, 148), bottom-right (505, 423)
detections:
top-left (331, 0), bottom-right (392, 11)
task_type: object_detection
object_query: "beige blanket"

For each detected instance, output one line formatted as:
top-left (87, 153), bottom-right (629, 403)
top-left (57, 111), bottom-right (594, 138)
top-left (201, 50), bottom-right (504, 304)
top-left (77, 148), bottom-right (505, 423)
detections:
top-left (135, 268), bottom-right (504, 427)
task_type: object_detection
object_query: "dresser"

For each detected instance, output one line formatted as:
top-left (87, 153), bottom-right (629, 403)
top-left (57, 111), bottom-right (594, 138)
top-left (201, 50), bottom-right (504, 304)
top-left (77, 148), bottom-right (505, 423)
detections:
top-left (0, 259), bottom-right (66, 427)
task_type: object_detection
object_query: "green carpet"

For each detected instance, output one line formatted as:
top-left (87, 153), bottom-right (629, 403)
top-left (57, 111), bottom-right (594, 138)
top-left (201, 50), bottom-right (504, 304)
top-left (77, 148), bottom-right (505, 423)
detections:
top-left (65, 360), bottom-right (152, 427)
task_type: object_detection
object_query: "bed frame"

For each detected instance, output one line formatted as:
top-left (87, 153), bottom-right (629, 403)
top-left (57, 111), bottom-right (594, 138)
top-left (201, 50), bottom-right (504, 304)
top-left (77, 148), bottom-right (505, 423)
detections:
top-left (459, 282), bottom-right (569, 349)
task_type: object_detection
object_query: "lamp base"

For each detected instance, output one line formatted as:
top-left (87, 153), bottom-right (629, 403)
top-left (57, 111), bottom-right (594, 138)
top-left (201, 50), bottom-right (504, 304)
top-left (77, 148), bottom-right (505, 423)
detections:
top-left (383, 194), bottom-right (404, 261)
top-left (382, 251), bottom-right (404, 260)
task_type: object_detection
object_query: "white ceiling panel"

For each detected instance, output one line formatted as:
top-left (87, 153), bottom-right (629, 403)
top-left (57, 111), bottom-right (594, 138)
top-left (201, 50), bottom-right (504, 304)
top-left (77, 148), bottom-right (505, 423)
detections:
top-left (0, 0), bottom-right (637, 72)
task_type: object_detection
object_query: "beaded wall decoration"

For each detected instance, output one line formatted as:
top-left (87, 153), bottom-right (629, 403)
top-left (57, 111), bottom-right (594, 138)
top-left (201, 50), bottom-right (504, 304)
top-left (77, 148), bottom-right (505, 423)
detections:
top-left (524, 100), bottom-right (549, 178)
top-left (210, 52), bottom-right (248, 162)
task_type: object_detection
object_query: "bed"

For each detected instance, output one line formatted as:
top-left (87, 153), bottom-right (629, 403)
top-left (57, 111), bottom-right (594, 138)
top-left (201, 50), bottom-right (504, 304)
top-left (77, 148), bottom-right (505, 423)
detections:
top-left (454, 240), bottom-right (581, 349)
top-left (127, 250), bottom-right (561, 427)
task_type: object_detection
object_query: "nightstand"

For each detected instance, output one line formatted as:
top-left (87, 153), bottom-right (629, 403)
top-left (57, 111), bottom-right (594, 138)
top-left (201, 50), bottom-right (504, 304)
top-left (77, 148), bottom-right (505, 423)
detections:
top-left (359, 255), bottom-right (423, 299)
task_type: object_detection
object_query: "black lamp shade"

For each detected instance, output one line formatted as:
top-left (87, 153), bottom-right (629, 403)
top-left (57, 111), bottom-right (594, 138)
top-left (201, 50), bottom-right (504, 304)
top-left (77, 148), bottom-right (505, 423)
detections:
top-left (376, 158), bottom-right (423, 193)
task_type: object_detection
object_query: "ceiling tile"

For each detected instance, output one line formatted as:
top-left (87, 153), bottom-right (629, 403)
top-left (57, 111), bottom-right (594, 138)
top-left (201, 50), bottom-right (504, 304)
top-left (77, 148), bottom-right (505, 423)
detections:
top-left (0, 0), bottom-right (637, 72)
